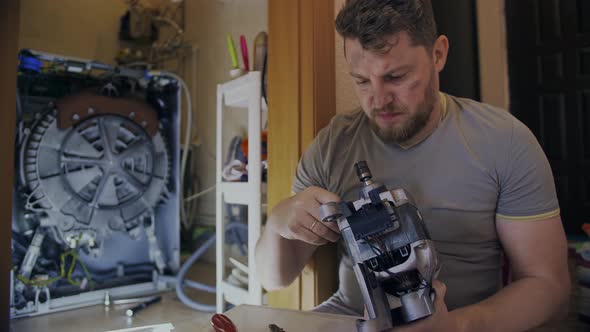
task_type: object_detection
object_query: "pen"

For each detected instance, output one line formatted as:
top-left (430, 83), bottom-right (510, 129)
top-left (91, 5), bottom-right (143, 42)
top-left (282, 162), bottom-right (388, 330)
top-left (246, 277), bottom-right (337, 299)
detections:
top-left (125, 295), bottom-right (162, 317)
top-left (113, 295), bottom-right (160, 305)
top-left (240, 35), bottom-right (250, 71)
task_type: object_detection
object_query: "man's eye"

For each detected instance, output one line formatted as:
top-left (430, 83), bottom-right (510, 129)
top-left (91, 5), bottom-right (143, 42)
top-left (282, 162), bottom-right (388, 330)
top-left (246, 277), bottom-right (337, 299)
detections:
top-left (355, 80), bottom-right (369, 86)
top-left (385, 74), bottom-right (405, 82)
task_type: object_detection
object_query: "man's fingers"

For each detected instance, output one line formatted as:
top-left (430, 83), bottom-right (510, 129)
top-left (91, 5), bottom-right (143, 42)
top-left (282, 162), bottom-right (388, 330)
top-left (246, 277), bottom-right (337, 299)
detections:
top-left (309, 206), bottom-right (341, 233)
top-left (323, 221), bottom-right (342, 233)
top-left (292, 224), bottom-right (329, 245)
top-left (432, 279), bottom-right (447, 309)
top-left (304, 187), bottom-right (341, 234)
top-left (310, 186), bottom-right (341, 205)
top-left (285, 187), bottom-right (342, 244)
top-left (307, 216), bottom-right (340, 242)
top-left (432, 280), bottom-right (447, 296)
top-left (307, 206), bottom-right (341, 234)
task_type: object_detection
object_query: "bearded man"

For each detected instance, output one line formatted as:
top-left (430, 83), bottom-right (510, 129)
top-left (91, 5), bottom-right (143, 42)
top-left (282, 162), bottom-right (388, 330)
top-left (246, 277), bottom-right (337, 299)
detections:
top-left (255, 1), bottom-right (570, 331)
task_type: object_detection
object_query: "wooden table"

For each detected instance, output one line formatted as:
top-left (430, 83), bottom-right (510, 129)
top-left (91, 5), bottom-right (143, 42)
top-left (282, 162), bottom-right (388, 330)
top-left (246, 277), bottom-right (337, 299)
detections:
top-left (10, 291), bottom-right (360, 332)
top-left (201, 304), bottom-right (359, 332)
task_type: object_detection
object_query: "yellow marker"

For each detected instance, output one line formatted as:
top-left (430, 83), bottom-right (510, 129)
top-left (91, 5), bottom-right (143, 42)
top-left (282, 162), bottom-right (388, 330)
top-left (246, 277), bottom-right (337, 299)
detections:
top-left (226, 34), bottom-right (239, 69)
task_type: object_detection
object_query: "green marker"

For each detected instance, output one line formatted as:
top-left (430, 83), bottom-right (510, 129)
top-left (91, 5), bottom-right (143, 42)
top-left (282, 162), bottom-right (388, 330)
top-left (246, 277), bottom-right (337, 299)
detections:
top-left (226, 34), bottom-right (239, 69)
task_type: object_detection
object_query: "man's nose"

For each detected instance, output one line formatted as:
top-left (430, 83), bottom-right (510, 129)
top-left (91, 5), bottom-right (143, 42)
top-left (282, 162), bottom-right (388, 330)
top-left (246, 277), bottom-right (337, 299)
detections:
top-left (372, 83), bottom-right (393, 109)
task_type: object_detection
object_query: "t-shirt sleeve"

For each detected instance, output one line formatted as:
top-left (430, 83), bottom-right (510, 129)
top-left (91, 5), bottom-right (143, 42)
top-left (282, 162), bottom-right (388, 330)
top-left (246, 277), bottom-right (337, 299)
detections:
top-left (292, 129), bottom-right (329, 194)
top-left (496, 118), bottom-right (560, 221)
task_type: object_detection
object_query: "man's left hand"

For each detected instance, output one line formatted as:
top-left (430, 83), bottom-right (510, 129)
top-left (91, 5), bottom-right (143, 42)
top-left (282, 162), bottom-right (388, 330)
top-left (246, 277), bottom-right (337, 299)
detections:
top-left (392, 280), bottom-right (463, 332)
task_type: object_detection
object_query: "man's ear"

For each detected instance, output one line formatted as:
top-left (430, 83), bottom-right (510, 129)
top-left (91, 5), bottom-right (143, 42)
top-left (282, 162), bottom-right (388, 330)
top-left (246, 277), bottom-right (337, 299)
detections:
top-left (432, 35), bottom-right (449, 73)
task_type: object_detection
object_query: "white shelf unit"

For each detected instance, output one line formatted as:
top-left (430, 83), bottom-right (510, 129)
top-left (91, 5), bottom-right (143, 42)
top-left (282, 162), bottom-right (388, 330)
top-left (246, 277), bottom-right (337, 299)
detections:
top-left (215, 71), bottom-right (264, 313)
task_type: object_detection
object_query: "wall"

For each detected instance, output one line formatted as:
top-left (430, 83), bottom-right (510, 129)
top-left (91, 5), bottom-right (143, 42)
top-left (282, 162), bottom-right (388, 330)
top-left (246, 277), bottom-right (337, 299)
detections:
top-left (183, 0), bottom-right (268, 222)
top-left (18, 0), bottom-right (126, 64)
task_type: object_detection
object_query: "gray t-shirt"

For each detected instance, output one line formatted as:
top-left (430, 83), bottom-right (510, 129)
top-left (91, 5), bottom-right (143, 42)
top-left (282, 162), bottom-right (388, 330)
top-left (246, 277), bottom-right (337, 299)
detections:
top-left (292, 93), bottom-right (559, 315)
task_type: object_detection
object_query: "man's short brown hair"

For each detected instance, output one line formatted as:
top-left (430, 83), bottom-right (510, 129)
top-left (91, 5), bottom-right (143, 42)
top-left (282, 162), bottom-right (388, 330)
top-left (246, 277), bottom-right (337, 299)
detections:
top-left (335, 0), bottom-right (438, 53)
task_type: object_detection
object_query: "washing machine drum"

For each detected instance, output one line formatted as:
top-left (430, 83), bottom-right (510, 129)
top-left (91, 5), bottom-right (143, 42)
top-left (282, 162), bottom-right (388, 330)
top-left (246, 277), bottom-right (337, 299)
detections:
top-left (20, 93), bottom-right (170, 254)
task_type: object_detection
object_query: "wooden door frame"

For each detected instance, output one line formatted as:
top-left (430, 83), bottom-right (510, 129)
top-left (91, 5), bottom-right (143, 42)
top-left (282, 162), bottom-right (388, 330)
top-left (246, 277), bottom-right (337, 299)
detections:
top-left (1, 1), bottom-right (19, 329)
top-left (476, 0), bottom-right (509, 110)
top-left (267, 0), bottom-right (337, 310)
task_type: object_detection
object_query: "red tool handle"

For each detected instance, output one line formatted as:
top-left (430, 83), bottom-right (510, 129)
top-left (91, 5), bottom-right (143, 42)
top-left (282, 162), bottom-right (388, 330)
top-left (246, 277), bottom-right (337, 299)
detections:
top-left (211, 313), bottom-right (237, 332)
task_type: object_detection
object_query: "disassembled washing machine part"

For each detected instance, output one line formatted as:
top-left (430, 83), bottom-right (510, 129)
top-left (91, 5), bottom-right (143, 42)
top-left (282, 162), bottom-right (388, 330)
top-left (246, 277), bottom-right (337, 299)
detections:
top-left (320, 161), bottom-right (439, 331)
top-left (11, 50), bottom-right (181, 317)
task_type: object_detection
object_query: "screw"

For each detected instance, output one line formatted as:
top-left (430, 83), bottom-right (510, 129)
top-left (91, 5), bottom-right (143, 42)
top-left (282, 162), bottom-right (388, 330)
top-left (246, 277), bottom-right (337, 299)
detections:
top-left (104, 292), bottom-right (111, 307)
top-left (72, 114), bottom-right (80, 121)
top-left (88, 107), bottom-right (95, 115)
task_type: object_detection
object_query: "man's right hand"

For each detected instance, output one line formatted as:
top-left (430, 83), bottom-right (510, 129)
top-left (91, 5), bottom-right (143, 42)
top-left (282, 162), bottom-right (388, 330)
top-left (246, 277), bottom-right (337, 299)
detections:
top-left (267, 186), bottom-right (342, 246)
top-left (256, 186), bottom-right (342, 289)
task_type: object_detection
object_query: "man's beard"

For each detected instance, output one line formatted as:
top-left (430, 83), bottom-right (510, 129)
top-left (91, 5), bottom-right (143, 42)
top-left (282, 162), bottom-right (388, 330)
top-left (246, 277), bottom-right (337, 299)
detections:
top-left (369, 74), bottom-right (437, 144)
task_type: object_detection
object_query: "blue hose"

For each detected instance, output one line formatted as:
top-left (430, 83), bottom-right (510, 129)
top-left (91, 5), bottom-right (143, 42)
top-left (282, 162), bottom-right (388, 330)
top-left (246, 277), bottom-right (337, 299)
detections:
top-left (174, 222), bottom-right (248, 312)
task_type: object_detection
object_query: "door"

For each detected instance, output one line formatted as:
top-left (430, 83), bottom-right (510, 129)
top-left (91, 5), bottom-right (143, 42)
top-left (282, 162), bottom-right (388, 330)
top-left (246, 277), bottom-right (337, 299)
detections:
top-left (506, 0), bottom-right (590, 235)
top-left (431, 0), bottom-right (481, 101)
top-left (267, 0), bottom-right (337, 310)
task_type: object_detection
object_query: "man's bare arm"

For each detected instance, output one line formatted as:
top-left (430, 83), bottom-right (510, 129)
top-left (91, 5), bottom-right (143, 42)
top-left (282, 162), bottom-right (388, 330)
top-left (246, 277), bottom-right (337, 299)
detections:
top-left (255, 186), bottom-right (341, 290)
top-left (393, 215), bottom-right (569, 332)
top-left (452, 215), bottom-right (570, 332)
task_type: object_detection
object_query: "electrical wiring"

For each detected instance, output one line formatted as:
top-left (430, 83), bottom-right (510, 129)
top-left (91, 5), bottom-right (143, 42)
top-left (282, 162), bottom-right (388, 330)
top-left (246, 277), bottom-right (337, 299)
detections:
top-left (148, 70), bottom-right (192, 230)
top-left (369, 241), bottom-right (383, 256)
top-left (366, 238), bottom-right (405, 284)
top-left (144, 46), bottom-right (224, 230)
top-left (122, 61), bottom-right (154, 69)
top-left (16, 249), bottom-right (94, 289)
top-left (63, 250), bottom-right (93, 288)
top-left (377, 237), bottom-right (397, 267)
top-left (16, 272), bottom-right (60, 288)
top-left (184, 185), bottom-right (216, 202)
top-left (152, 69), bottom-right (217, 229)
top-left (16, 89), bottom-right (24, 145)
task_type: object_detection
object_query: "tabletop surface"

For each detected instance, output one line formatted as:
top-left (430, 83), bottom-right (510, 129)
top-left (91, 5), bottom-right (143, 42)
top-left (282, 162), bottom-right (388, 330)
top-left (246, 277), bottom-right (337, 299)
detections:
top-left (10, 291), bottom-right (360, 332)
top-left (201, 304), bottom-right (359, 332)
